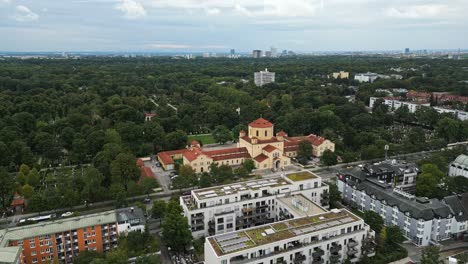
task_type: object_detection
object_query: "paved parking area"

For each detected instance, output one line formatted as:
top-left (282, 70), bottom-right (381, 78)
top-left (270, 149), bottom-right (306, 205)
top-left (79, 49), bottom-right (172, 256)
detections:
top-left (145, 160), bottom-right (175, 192)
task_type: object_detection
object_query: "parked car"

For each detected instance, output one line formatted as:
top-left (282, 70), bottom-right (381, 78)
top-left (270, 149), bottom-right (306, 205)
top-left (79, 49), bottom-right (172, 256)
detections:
top-left (142, 198), bottom-right (151, 204)
top-left (155, 162), bottom-right (161, 167)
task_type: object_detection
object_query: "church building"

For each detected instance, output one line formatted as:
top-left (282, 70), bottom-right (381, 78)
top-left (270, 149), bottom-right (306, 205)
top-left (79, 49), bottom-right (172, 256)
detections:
top-left (157, 118), bottom-right (335, 173)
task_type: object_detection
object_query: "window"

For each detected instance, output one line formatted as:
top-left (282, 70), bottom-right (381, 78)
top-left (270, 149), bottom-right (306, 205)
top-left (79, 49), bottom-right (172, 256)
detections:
top-left (30, 243), bottom-right (36, 248)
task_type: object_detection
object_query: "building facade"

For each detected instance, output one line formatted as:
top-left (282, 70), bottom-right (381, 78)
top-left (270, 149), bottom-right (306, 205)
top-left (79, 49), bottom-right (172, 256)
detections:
top-left (449, 155), bottom-right (468, 178)
top-left (0, 208), bottom-right (145, 264)
top-left (254, 69), bottom-right (275, 87)
top-left (180, 171), bottom-right (329, 238)
top-left (252, 50), bottom-right (262, 58)
top-left (337, 175), bottom-right (468, 246)
top-left (204, 208), bottom-right (376, 264)
top-left (331, 71), bottom-right (350, 79)
top-left (369, 97), bottom-right (430, 113)
top-left (354, 72), bottom-right (379, 83)
top-left (157, 118), bottom-right (335, 173)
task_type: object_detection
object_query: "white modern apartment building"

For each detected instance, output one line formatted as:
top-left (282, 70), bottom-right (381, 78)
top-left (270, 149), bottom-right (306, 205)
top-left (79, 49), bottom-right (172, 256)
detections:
top-left (369, 97), bottom-right (430, 113)
top-left (433, 107), bottom-right (468, 121)
top-left (354, 72), bottom-right (379, 83)
top-left (180, 171), bottom-right (329, 239)
top-left (204, 208), bottom-right (376, 264)
top-left (337, 176), bottom-right (468, 246)
top-left (254, 69), bottom-right (275, 87)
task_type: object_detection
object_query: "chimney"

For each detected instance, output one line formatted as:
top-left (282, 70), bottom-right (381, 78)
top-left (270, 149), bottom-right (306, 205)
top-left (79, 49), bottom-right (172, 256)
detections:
top-left (239, 130), bottom-right (246, 138)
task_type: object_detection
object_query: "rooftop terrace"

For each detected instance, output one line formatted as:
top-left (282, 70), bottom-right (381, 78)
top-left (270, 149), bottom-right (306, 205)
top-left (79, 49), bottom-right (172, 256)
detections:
top-left (193, 177), bottom-right (290, 200)
top-left (208, 209), bottom-right (358, 256)
top-left (277, 194), bottom-right (326, 217)
top-left (286, 171), bottom-right (318, 181)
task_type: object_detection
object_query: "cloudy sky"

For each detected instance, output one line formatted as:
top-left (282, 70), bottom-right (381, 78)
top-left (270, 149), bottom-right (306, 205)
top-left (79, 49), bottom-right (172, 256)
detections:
top-left (0, 0), bottom-right (467, 52)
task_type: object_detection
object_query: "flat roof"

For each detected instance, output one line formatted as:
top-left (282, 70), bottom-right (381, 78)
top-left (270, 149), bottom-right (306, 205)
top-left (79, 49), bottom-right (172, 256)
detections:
top-left (0, 210), bottom-right (117, 247)
top-left (208, 209), bottom-right (359, 256)
top-left (286, 171), bottom-right (318, 181)
top-left (192, 177), bottom-right (291, 200)
top-left (0, 246), bottom-right (21, 263)
top-left (277, 194), bottom-right (326, 217)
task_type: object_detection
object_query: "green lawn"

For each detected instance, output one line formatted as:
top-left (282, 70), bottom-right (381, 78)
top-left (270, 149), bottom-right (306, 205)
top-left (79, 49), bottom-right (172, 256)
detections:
top-left (188, 134), bottom-right (216, 145)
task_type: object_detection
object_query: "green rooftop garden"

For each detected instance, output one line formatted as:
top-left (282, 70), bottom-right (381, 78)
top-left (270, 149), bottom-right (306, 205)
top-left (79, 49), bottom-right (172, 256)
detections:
top-left (286, 171), bottom-right (317, 181)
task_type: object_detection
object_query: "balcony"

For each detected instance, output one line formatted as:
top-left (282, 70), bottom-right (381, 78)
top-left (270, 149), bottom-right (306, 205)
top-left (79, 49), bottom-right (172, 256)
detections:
top-left (312, 259), bottom-right (324, 264)
top-left (348, 239), bottom-right (358, 248)
top-left (347, 248), bottom-right (358, 256)
top-left (293, 254), bottom-right (306, 264)
top-left (330, 244), bottom-right (342, 253)
top-left (191, 214), bottom-right (204, 220)
top-left (312, 248), bottom-right (324, 258)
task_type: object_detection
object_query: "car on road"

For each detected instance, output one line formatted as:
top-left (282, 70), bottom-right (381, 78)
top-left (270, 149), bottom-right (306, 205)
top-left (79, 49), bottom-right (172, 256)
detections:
top-left (155, 162), bottom-right (161, 167)
top-left (143, 198), bottom-right (151, 204)
top-left (61, 212), bottom-right (74, 218)
top-left (170, 175), bottom-right (178, 180)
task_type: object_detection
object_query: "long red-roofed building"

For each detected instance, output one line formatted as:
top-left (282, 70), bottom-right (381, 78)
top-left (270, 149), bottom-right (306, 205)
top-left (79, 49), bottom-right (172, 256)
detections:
top-left (157, 118), bottom-right (335, 172)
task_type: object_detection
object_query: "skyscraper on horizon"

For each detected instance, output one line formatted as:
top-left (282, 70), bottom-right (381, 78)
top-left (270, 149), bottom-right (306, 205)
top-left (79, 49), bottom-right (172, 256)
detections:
top-left (270, 46), bottom-right (278, 57)
top-left (252, 50), bottom-right (262, 58)
top-left (230, 49), bottom-right (235, 55)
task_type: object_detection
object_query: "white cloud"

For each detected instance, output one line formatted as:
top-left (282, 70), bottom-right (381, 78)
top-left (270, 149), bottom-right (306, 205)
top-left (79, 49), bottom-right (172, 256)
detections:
top-left (385, 4), bottom-right (449, 19)
top-left (148, 43), bottom-right (227, 49)
top-left (115, 0), bottom-right (147, 19)
top-left (144, 0), bottom-right (322, 17)
top-left (14, 5), bottom-right (39, 22)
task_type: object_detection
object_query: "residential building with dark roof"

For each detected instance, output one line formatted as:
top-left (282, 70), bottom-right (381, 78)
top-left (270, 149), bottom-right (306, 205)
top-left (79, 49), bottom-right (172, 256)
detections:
top-left (338, 170), bottom-right (468, 246)
top-left (449, 154), bottom-right (468, 178)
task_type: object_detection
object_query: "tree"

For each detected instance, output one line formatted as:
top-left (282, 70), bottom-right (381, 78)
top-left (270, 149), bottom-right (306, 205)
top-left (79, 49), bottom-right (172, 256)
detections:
top-left (385, 226), bottom-right (405, 246)
top-left (74, 251), bottom-right (104, 264)
top-left (456, 252), bottom-right (468, 264)
top-left (178, 165), bottom-right (197, 186)
top-left (198, 172), bottom-right (212, 188)
top-left (363, 211), bottom-right (384, 234)
top-left (165, 130), bottom-right (188, 150)
top-left (0, 167), bottom-right (14, 209)
top-left (19, 164), bottom-right (30, 176)
top-left (82, 166), bottom-right (106, 202)
top-left (110, 153), bottom-right (140, 191)
top-left (135, 255), bottom-right (160, 264)
top-left (209, 164), bottom-right (233, 184)
top-left (328, 182), bottom-right (341, 209)
top-left (420, 246), bottom-right (443, 264)
top-left (140, 177), bottom-right (158, 195)
top-left (297, 140), bottom-right (312, 164)
top-left (212, 125), bottom-right (233, 144)
top-left (21, 184), bottom-right (34, 199)
top-left (416, 164), bottom-right (444, 198)
top-left (27, 168), bottom-right (40, 188)
top-left (152, 200), bottom-right (167, 224)
top-left (109, 183), bottom-right (127, 208)
top-left (105, 248), bottom-right (128, 264)
top-left (162, 201), bottom-right (193, 253)
top-left (321, 149), bottom-right (337, 166)
top-left (242, 159), bottom-right (255, 173)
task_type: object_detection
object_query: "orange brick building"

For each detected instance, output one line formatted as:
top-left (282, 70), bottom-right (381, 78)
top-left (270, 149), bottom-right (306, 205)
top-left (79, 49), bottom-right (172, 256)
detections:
top-left (0, 208), bottom-right (145, 264)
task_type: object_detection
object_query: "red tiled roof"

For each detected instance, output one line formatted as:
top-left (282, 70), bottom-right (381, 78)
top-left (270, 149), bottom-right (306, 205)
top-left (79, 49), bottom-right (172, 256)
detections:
top-left (136, 159), bottom-right (144, 167)
top-left (158, 152), bottom-right (175, 165)
top-left (249, 118), bottom-right (273, 128)
top-left (263, 145), bottom-right (277, 153)
top-left (10, 198), bottom-right (25, 207)
top-left (276, 131), bottom-right (287, 137)
top-left (285, 134), bottom-right (326, 146)
top-left (204, 147), bottom-right (251, 161)
top-left (284, 141), bottom-right (299, 152)
top-left (254, 154), bottom-right (269, 163)
top-left (240, 136), bottom-right (280, 144)
top-left (141, 166), bottom-right (155, 178)
top-left (183, 148), bottom-right (205, 162)
top-left (211, 153), bottom-right (251, 161)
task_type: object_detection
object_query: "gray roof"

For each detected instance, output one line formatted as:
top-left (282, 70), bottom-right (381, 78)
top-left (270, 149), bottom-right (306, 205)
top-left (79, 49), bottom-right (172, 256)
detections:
top-left (444, 193), bottom-right (468, 222)
top-left (116, 207), bottom-right (146, 225)
top-left (453, 155), bottom-right (468, 167)
top-left (0, 246), bottom-right (21, 264)
top-left (350, 179), bottom-right (452, 220)
top-left (0, 210), bottom-right (117, 247)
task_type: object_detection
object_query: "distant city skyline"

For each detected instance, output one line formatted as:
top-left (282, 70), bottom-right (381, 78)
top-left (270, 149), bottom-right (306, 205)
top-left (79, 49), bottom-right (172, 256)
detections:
top-left (0, 0), bottom-right (467, 52)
